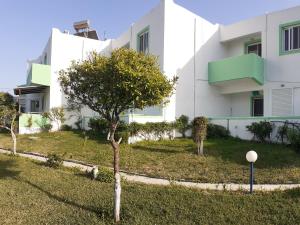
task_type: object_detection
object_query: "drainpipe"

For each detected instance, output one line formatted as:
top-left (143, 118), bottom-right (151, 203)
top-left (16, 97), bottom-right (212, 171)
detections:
top-left (193, 18), bottom-right (197, 118)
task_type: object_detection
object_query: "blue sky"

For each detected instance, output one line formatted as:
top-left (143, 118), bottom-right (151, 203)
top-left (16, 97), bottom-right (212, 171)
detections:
top-left (1, 0), bottom-right (300, 94)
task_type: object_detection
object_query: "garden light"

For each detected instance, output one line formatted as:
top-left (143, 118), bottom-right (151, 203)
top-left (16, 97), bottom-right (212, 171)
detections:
top-left (246, 150), bottom-right (258, 193)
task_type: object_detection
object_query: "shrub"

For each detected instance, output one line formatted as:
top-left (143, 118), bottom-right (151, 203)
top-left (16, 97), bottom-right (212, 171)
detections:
top-left (40, 123), bottom-right (53, 133)
top-left (88, 117), bottom-right (109, 134)
top-left (192, 117), bottom-right (208, 155)
top-left (246, 121), bottom-right (273, 143)
top-left (96, 167), bottom-right (114, 183)
top-left (42, 107), bottom-right (66, 130)
top-left (26, 116), bottom-right (33, 128)
top-left (175, 115), bottom-right (191, 138)
top-left (207, 123), bottom-right (230, 139)
top-left (46, 153), bottom-right (63, 168)
top-left (276, 122), bottom-right (289, 144)
top-left (61, 124), bottom-right (73, 131)
top-left (287, 129), bottom-right (300, 153)
top-left (127, 122), bottom-right (142, 136)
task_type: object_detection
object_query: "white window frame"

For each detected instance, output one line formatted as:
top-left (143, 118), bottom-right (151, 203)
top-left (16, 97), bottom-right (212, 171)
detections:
top-left (282, 24), bottom-right (300, 53)
top-left (137, 28), bottom-right (149, 54)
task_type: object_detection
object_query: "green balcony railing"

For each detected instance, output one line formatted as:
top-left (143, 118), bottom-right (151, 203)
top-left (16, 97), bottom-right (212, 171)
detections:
top-left (27, 63), bottom-right (51, 86)
top-left (208, 53), bottom-right (264, 85)
top-left (19, 113), bottom-right (49, 129)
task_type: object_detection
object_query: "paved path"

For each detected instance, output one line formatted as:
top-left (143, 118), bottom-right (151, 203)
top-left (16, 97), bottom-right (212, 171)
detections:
top-left (1, 148), bottom-right (300, 192)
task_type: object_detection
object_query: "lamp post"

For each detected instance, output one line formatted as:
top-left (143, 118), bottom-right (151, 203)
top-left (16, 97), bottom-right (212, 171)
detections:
top-left (246, 150), bottom-right (258, 194)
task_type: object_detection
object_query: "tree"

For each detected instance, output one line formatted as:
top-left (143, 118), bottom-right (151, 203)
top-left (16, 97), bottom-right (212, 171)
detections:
top-left (193, 117), bottom-right (208, 155)
top-left (42, 107), bottom-right (66, 131)
top-left (0, 92), bottom-right (18, 154)
top-left (175, 115), bottom-right (190, 138)
top-left (59, 48), bottom-right (177, 222)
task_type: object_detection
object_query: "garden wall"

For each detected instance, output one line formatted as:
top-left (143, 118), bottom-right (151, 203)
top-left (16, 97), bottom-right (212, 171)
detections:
top-left (210, 116), bottom-right (300, 142)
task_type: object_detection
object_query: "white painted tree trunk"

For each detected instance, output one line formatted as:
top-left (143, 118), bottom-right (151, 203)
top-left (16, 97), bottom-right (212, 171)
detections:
top-left (11, 130), bottom-right (16, 155)
top-left (200, 140), bottom-right (204, 155)
top-left (10, 115), bottom-right (17, 155)
top-left (114, 172), bottom-right (121, 223)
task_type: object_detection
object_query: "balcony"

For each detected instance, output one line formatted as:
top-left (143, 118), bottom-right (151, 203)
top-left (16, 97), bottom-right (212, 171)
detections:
top-left (14, 63), bottom-right (51, 95)
top-left (208, 54), bottom-right (264, 89)
top-left (27, 63), bottom-right (51, 86)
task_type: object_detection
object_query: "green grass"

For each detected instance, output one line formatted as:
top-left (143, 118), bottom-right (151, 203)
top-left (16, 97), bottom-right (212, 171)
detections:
top-left (0, 154), bottom-right (299, 225)
top-left (0, 131), bottom-right (300, 184)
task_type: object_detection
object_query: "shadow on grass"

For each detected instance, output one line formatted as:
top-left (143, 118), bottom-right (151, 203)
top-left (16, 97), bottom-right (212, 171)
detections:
top-left (0, 158), bottom-right (21, 179)
top-left (19, 178), bottom-right (111, 218)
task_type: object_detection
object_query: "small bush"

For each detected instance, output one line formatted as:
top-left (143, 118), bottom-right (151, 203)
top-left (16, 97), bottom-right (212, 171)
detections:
top-left (207, 123), bottom-right (230, 139)
top-left (96, 167), bottom-right (114, 183)
top-left (61, 124), bottom-right (73, 131)
top-left (276, 122), bottom-right (289, 144)
top-left (192, 117), bottom-right (208, 142)
top-left (246, 121), bottom-right (273, 142)
top-left (175, 115), bottom-right (191, 138)
top-left (88, 118), bottom-right (109, 134)
top-left (287, 129), bottom-right (300, 153)
top-left (46, 153), bottom-right (63, 168)
top-left (40, 123), bottom-right (53, 133)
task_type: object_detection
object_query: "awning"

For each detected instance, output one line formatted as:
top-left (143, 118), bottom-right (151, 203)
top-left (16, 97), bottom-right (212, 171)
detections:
top-left (14, 85), bottom-right (48, 95)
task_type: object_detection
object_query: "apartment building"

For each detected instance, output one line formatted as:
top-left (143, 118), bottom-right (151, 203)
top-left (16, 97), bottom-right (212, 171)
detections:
top-left (15, 0), bottom-right (300, 138)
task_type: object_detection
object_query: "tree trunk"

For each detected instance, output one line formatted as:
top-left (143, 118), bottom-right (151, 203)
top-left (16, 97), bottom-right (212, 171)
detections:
top-left (11, 130), bottom-right (17, 155)
top-left (200, 139), bottom-right (204, 155)
top-left (197, 141), bottom-right (200, 155)
top-left (110, 123), bottom-right (121, 223)
top-left (10, 115), bottom-right (17, 155)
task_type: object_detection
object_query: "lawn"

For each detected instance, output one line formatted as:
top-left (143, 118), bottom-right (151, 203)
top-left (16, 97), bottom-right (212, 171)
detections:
top-left (0, 131), bottom-right (300, 184)
top-left (0, 154), bottom-right (299, 225)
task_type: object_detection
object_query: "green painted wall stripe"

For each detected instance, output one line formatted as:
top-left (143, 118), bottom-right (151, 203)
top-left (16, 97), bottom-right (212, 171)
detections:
top-left (208, 53), bottom-right (264, 85)
top-left (27, 63), bottom-right (51, 86)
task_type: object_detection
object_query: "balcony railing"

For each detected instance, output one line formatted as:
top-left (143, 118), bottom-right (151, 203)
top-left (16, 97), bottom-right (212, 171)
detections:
top-left (27, 63), bottom-right (51, 86)
top-left (208, 53), bottom-right (264, 85)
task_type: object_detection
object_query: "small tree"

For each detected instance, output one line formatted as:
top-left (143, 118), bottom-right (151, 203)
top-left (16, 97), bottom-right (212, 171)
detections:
top-left (59, 48), bottom-right (177, 222)
top-left (193, 117), bottom-right (208, 155)
top-left (0, 92), bottom-right (18, 154)
top-left (175, 115), bottom-right (190, 138)
top-left (42, 107), bottom-right (66, 131)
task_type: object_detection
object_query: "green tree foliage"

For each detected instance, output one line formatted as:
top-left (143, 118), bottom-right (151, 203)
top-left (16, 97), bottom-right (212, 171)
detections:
top-left (0, 92), bottom-right (18, 154)
top-left (175, 115), bottom-right (190, 138)
top-left (42, 107), bottom-right (66, 131)
top-left (192, 117), bottom-right (208, 155)
top-left (59, 48), bottom-right (177, 222)
top-left (246, 121), bottom-right (273, 143)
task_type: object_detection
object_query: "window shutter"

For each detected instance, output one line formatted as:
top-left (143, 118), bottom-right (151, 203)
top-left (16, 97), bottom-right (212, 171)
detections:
top-left (272, 88), bottom-right (293, 116)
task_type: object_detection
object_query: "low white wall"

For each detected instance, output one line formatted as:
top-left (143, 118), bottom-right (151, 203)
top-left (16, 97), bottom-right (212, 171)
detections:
top-left (210, 117), bottom-right (300, 141)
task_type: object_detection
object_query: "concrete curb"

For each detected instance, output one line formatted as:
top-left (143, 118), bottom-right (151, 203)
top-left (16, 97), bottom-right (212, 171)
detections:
top-left (1, 148), bottom-right (300, 192)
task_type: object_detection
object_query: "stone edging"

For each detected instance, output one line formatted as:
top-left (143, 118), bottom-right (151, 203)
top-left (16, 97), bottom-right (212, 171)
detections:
top-left (1, 148), bottom-right (300, 192)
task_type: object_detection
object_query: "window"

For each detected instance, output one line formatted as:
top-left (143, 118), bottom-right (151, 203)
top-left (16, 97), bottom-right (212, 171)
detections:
top-left (280, 22), bottom-right (300, 55)
top-left (30, 100), bottom-right (40, 113)
top-left (252, 97), bottom-right (264, 117)
top-left (137, 28), bottom-right (149, 54)
top-left (246, 42), bottom-right (262, 56)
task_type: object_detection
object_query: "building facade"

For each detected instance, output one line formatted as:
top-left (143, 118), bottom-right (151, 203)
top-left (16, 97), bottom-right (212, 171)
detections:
top-left (15, 0), bottom-right (300, 137)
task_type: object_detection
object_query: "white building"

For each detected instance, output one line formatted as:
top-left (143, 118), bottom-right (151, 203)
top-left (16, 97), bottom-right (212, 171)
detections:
top-left (15, 0), bottom-right (300, 139)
